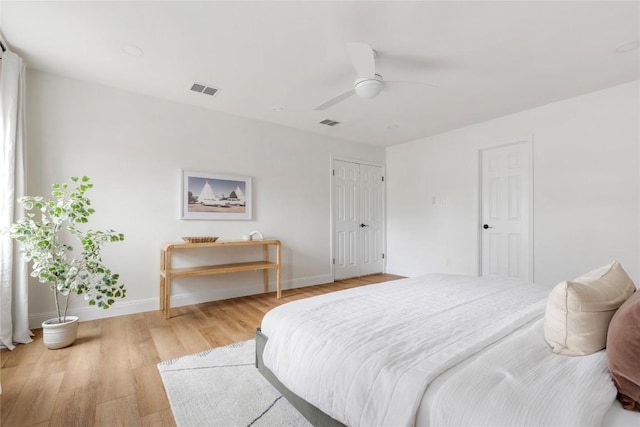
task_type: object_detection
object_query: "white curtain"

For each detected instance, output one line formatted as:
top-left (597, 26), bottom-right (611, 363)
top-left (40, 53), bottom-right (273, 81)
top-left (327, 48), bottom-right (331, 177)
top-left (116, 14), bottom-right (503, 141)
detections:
top-left (0, 50), bottom-right (32, 350)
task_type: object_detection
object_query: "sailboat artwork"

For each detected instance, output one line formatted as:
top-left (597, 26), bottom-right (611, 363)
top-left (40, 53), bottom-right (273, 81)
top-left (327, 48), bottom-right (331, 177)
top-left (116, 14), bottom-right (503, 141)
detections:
top-left (181, 170), bottom-right (252, 220)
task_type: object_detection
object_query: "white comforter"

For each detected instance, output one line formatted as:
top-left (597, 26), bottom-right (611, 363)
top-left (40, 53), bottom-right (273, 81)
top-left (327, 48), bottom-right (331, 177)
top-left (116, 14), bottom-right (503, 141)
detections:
top-left (261, 274), bottom-right (549, 426)
top-left (426, 318), bottom-right (617, 427)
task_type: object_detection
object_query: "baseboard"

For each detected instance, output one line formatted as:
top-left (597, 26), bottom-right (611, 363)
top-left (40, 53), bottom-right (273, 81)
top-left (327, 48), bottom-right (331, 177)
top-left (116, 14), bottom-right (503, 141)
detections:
top-left (28, 273), bottom-right (335, 329)
top-left (29, 297), bottom-right (160, 329)
top-left (284, 273), bottom-right (334, 289)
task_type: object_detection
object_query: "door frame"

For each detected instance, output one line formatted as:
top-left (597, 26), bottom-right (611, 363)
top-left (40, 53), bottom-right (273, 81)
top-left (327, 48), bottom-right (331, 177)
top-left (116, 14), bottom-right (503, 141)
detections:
top-left (477, 136), bottom-right (534, 282)
top-left (330, 156), bottom-right (386, 280)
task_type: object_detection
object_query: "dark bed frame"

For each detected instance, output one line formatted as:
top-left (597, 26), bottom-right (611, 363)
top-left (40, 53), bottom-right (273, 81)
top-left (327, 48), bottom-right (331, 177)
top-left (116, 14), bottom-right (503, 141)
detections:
top-left (255, 328), bottom-right (346, 427)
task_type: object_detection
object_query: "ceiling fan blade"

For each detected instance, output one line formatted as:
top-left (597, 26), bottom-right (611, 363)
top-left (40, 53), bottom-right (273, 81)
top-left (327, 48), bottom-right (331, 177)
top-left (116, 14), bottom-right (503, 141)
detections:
top-left (385, 80), bottom-right (440, 90)
top-left (314, 88), bottom-right (356, 111)
top-left (346, 42), bottom-right (375, 78)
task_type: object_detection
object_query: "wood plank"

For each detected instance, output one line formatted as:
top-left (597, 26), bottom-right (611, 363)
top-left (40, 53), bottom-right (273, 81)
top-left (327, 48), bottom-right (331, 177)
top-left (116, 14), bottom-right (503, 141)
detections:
top-left (28, 343), bottom-right (71, 380)
top-left (0, 363), bottom-right (34, 425)
top-left (169, 316), bottom-right (212, 355)
top-left (127, 315), bottom-right (161, 370)
top-left (3, 371), bottom-right (64, 426)
top-left (141, 408), bottom-right (176, 427)
top-left (95, 316), bottom-right (136, 403)
top-left (0, 330), bottom-right (44, 368)
top-left (59, 320), bottom-right (102, 391)
top-left (149, 326), bottom-right (187, 361)
top-left (94, 394), bottom-right (141, 427)
top-left (48, 384), bottom-right (97, 427)
top-left (163, 239), bottom-right (280, 250)
top-left (165, 261), bottom-right (277, 278)
top-left (133, 364), bottom-right (170, 417)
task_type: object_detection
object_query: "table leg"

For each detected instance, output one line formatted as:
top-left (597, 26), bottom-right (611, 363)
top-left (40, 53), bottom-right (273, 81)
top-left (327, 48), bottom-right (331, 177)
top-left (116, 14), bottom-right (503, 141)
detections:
top-left (164, 278), bottom-right (172, 319)
top-left (163, 247), bottom-right (173, 319)
top-left (159, 249), bottom-right (166, 310)
top-left (276, 242), bottom-right (282, 299)
top-left (263, 245), bottom-right (269, 293)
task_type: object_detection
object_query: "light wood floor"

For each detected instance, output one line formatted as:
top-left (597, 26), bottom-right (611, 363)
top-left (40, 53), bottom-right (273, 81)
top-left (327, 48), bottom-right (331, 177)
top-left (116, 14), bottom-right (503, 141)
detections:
top-left (0, 273), bottom-right (402, 426)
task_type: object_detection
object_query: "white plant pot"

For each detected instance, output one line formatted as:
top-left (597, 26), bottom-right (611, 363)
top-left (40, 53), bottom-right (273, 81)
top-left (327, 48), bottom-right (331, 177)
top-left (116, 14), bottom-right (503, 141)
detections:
top-left (42, 315), bottom-right (79, 349)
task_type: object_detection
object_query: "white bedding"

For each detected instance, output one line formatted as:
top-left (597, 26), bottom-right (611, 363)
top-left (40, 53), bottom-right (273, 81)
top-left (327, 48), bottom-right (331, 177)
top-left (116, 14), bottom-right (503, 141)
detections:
top-left (424, 318), bottom-right (617, 426)
top-left (261, 274), bottom-right (549, 426)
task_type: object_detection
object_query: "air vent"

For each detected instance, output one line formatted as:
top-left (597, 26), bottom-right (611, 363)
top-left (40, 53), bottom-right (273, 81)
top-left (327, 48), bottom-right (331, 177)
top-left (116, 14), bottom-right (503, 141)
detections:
top-left (319, 119), bottom-right (340, 126)
top-left (190, 82), bottom-right (221, 97)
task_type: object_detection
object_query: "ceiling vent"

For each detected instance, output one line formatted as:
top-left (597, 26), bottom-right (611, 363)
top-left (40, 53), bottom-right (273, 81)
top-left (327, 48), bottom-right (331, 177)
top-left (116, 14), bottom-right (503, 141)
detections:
top-left (319, 119), bottom-right (340, 126)
top-left (190, 82), bottom-right (221, 97)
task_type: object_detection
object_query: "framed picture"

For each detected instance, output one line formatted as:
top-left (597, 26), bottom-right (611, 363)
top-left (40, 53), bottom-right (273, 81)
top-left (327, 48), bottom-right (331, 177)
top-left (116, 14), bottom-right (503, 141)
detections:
top-left (181, 170), bottom-right (252, 220)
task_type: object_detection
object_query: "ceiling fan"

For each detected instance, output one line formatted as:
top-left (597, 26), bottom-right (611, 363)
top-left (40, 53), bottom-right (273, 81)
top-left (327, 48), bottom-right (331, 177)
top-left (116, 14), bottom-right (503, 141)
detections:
top-left (314, 42), bottom-right (437, 111)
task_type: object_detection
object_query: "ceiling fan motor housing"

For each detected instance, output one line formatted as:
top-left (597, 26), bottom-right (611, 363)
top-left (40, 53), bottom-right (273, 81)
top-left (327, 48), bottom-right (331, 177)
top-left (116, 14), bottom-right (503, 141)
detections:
top-left (354, 74), bottom-right (384, 99)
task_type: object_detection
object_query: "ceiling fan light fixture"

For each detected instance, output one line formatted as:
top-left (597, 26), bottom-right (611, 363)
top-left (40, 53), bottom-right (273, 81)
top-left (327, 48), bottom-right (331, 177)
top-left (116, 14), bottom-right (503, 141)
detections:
top-left (354, 76), bottom-right (384, 99)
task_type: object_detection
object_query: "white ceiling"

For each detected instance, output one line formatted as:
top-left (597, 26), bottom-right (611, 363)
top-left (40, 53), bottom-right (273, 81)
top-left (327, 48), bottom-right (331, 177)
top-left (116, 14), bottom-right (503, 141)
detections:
top-left (2, 1), bottom-right (639, 147)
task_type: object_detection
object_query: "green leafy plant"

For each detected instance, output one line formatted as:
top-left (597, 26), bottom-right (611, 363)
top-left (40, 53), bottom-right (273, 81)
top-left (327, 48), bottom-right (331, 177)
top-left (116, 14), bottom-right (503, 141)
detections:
top-left (7, 176), bottom-right (126, 323)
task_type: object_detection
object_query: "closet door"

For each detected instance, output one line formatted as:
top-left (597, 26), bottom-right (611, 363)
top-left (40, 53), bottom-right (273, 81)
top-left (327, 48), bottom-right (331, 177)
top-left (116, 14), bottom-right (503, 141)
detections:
top-left (333, 159), bottom-right (385, 280)
top-left (333, 160), bottom-right (360, 280)
top-left (358, 164), bottom-right (384, 276)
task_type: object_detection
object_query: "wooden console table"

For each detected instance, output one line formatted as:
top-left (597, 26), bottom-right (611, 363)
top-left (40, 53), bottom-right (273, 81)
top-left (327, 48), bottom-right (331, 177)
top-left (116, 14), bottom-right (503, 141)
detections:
top-left (159, 239), bottom-right (281, 319)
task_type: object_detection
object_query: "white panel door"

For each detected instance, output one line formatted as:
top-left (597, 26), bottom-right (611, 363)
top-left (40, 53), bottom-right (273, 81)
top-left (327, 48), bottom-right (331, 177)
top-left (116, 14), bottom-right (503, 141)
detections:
top-left (334, 160), bottom-right (360, 280)
top-left (333, 160), bottom-right (385, 280)
top-left (359, 164), bottom-right (385, 276)
top-left (480, 141), bottom-right (532, 281)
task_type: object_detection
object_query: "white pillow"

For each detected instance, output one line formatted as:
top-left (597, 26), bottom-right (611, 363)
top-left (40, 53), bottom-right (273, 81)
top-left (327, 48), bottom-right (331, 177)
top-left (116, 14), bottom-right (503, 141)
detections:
top-left (544, 261), bottom-right (636, 356)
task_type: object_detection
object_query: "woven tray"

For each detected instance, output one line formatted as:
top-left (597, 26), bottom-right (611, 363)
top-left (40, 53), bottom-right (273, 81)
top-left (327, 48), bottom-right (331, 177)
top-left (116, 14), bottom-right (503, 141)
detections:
top-left (181, 236), bottom-right (219, 243)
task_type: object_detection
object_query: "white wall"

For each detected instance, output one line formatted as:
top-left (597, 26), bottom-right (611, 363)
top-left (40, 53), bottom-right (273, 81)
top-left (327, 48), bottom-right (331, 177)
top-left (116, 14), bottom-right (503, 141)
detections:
top-left (25, 70), bottom-right (384, 327)
top-left (386, 81), bottom-right (640, 288)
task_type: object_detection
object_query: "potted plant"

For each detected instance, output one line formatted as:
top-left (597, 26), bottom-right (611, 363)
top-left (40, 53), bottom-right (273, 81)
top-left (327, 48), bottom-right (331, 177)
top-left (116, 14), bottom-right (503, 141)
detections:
top-left (7, 176), bottom-right (126, 349)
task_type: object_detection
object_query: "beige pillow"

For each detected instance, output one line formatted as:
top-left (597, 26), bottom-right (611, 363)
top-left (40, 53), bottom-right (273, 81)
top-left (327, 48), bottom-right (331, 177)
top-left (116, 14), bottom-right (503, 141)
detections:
top-left (544, 261), bottom-right (636, 356)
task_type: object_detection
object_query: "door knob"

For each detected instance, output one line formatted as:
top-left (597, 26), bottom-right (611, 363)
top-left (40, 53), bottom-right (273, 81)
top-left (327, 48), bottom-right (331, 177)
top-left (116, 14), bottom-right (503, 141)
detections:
top-left (483, 224), bottom-right (493, 229)
top-left (360, 223), bottom-right (369, 228)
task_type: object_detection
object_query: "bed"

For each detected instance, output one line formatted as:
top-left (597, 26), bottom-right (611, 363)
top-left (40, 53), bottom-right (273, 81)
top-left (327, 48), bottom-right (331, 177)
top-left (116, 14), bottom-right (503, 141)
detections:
top-left (255, 272), bottom-right (640, 426)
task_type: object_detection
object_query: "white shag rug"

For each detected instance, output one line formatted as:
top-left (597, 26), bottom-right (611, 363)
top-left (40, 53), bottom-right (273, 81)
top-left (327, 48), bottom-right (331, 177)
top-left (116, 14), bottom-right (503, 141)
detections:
top-left (158, 339), bottom-right (311, 427)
